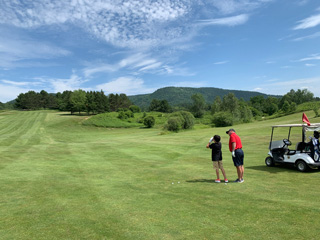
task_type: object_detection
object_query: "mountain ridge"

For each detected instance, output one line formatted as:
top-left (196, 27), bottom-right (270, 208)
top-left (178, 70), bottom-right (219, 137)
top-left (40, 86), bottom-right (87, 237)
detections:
top-left (128, 86), bottom-right (280, 110)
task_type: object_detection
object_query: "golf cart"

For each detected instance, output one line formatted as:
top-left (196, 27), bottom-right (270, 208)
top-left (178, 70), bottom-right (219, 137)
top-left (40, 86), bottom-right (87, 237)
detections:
top-left (265, 123), bottom-right (320, 172)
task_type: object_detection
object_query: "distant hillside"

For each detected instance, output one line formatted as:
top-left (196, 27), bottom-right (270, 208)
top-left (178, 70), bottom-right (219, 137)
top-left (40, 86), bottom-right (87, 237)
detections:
top-left (128, 86), bottom-right (279, 110)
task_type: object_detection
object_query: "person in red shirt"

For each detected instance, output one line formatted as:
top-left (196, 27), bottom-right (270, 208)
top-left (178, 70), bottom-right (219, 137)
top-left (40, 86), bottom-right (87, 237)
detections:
top-left (226, 129), bottom-right (244, 183)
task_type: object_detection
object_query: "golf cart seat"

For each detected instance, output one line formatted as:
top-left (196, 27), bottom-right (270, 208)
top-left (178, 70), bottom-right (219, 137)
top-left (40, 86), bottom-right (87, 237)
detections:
top-left (296, 142), bottom-right (306, 152)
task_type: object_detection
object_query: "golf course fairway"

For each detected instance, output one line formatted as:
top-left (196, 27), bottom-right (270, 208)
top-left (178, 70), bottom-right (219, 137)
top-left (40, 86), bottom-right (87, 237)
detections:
top-left (0, 110), bottom-right (319, 239)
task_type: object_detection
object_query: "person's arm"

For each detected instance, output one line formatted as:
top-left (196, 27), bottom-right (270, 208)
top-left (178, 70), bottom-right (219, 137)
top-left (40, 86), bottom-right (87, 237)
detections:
top-left (231, 142), bottom-right (236, 157)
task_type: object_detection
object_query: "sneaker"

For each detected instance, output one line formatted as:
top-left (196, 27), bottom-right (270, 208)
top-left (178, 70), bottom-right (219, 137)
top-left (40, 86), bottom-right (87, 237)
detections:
top-left (224, 179), bottom-right (228, 183)
top-left (240, 179), bottom-right (244, 183)
top-left (215, 179), bottom-right (221, 183)
top-left (234, 179), bottom-right (240, 183)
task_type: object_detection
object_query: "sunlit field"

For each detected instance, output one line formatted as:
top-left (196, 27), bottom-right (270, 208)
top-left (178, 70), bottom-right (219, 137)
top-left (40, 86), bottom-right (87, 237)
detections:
top-left (0, 110), bottom-right (319, 240)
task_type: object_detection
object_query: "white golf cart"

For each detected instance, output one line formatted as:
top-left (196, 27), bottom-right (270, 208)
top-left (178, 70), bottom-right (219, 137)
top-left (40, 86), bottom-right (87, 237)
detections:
top-left (265, 123), bottom-right (320, 172)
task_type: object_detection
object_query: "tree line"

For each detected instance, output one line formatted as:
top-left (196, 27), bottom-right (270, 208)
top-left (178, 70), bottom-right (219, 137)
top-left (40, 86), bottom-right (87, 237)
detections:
top-left (8, 88), bottom-right (319, 127)
top-left (14, 90), bottom-right (134, 115)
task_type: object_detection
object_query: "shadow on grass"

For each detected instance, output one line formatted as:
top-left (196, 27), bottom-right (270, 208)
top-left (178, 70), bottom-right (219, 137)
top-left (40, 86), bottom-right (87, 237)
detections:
top-left (186, 179), bottom-right (214, 184)
top-left (186, 179), bottom-right (233, 183)
top-left (247, 164), bottom-right (319, 174)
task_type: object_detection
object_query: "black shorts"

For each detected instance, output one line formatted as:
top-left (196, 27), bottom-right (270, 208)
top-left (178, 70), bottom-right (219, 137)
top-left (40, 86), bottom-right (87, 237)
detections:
top-left (232, 149), bottom-right (244, 166)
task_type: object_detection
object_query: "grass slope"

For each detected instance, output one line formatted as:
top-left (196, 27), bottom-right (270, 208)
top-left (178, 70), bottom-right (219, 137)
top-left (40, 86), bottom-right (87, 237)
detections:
top-left (0, 110), bottom-right (319, 239)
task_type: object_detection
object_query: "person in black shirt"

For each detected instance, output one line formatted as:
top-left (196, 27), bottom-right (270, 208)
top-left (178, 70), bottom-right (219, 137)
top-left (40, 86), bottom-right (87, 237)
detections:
top-left (206, 135), bottom-right (228, 183)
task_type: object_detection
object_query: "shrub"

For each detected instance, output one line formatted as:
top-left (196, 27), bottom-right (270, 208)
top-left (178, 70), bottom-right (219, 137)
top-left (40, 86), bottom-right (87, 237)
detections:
top-left (211, 112), bottom-right (233, 127)
top-left (166, 111), bottom-right (194, 132)
top-left (143, 116), bottom-right (155, 128)
top-left (117, 110), bottom-right (134, 119)
top-left (177, 111), bottom-right (195, 129)
top-left (166, 117), bottom-right (183, 132)
top-left (129, 105), bottom-right (141, 113)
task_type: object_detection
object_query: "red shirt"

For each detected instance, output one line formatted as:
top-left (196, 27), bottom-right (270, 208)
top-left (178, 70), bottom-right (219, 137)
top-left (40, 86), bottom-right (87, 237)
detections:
top-left (229, 132), bottom-right (242, 152)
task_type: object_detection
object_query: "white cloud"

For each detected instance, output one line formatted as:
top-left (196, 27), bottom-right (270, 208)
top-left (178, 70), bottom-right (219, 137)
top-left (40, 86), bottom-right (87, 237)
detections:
top-left (260, 77), bottom-right (320, 97)
top-left (305, 63), bottom-right (316, 67)
top-left (44, 74), bottom-right (89, 93)
top-left (0, 82), bottom-right (31, 102)
top-left (253, 87), bottom-right (263, 92)
top-left (214, 61), bottom-right (228, 65)
top-left (292, 31), bottom-right (320, 41)
top-left (0, 1), bottom-right (271, 50)
top-left (297, 54), bottom-right (320, 62)
top-left (198, 14), bottom-right (249, 27)
top-left (96, 77), bottom-right (154, 95)
top-left (0, 32), bottom-right (71, 68)
top-left (83, 53), bottom-right (164, 77)
top-left (209, 0), bottom-right (273, 15)
top-left (293, 14), bottom-right (320, 30)
top-left (1, 80), bottom-right (32, 86)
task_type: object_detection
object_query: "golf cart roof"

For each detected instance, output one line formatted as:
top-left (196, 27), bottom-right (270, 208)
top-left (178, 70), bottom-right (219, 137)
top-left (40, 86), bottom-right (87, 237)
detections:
top-left (271, 123), bottom-right (320, 131)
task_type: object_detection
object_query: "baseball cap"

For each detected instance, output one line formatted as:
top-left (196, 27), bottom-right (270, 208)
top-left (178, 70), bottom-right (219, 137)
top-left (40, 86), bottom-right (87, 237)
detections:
top-left (226, 128), bottom-right (235, 134)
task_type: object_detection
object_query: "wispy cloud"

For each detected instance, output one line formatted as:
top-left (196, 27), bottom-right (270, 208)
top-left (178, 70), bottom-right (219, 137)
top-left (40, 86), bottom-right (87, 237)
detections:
top-left (292, 31), bottom-right (320, 41)
top-left (198, 14), bottom-right (249, 27)
top-left (297, 53), bottom-right (320, 61)
top-left (255, 77), bottom-right (320, 96)
top-left (0, 30), bottom-right (71, 68)
top-left (38, 73), bottom-right (89, 93)
top-left (0, 1), bottom-right (270, 50)
top-left (0, 83), bottom-right (29, 102)
top-left (293, 13), bottom-right (320, 30)
top-left (96, 77), bottom-right (155, 95)
top-left (305, 63), bottom-right (316, 67)
top-left (1, 80), bottom-right (35, 86)
top-left (214, 61), bottom-right (229, 65)
top-left (208, 0), bottom-right (274, 15)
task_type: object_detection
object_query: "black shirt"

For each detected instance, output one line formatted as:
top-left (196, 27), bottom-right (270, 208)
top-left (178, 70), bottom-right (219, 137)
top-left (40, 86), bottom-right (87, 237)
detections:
top-left (209, 142), bottom-right (222, 161)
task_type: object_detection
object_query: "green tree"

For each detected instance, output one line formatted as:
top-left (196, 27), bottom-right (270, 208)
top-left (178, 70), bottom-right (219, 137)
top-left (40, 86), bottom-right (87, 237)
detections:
top-left (222, 93), bottom-right (240, 121)
top-left (263, 97), bottom-right (278, 115)
top-left (129, 105), bottom-right (141, 113)
top-left (15, 91), bottom-right (41, 110)
top-left (95, 90), bottom-right (109, 113)
top-left (212, 112), bottom-right (234, 127)
top-left (190, 93), bottom-right (206, 118)
top-left (211, 96), bottom-right (222, 115)
top-left (239, 100), bottom-right (253, 123)
top-left (149, 99), bottom-right (171, 112)
top-left (70, 89), bottom-right (87, 114)
top-left (86, 91), bottom-right (97, 115)
top-left (281, 100), bottom-right (290, 113)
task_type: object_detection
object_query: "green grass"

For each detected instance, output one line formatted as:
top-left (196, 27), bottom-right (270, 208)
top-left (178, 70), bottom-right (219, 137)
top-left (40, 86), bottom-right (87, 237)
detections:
top-left (0, 110), bottom-right (320, 239)
top-left (83, 112), bottom-right (170, 128)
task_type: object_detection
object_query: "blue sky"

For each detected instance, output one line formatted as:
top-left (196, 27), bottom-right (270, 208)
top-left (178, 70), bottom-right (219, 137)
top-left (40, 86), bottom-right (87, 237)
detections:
top-left (1, 0), bottom-right (320, 103)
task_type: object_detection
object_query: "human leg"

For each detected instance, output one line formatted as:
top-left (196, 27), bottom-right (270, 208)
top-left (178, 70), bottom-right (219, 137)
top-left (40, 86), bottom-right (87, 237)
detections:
top-left (213, 162), bottom-right (220, 182)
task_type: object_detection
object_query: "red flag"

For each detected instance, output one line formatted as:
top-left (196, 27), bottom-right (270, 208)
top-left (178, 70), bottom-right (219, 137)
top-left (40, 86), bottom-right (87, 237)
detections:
top-left (302, 112), bottom-right (310, 126)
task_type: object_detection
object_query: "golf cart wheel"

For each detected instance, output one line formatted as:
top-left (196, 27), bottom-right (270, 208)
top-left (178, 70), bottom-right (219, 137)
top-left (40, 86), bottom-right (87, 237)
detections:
top-left (265, 156), bottom-right (274, 167)
top-left (296, 160), bottom-right (308, 172)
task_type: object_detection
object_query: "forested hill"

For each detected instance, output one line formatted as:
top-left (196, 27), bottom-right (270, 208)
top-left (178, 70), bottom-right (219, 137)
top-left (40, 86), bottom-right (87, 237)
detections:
top-left (128, 87), bottom-right (278, 109)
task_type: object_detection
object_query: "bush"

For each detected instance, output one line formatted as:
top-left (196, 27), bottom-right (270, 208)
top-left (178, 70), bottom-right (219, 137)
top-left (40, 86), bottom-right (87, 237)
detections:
top-left (166, 111), bottom-right (195, 132)
top-left (117, 110), bottom-right (134, 119)
top-left (129, 105), bottom-right (141, 113)
top-left (177, 111), bottom-right (195, 129)
top-left (143, 116), bottom-right (155, 128)
top-left (211, 112), bottom-right (233, 127)
top-left (166, 117), bottom-right (183, 132)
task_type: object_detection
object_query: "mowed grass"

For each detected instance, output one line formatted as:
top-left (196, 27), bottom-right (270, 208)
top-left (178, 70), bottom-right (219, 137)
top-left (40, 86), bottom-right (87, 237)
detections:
top-left (0, 110), bottom-right (320, 240)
